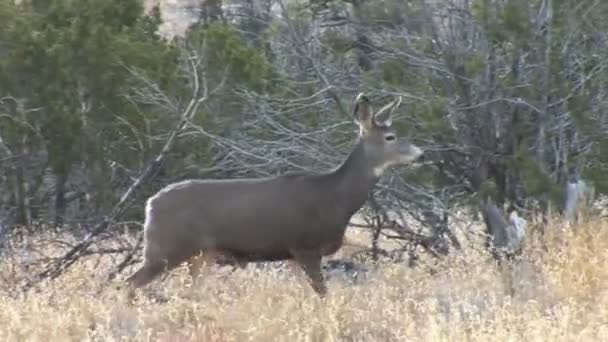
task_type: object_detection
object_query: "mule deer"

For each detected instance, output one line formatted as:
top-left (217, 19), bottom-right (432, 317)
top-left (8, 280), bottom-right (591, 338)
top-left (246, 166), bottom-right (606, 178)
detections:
top-left (125, 93), bottom-right (423, 297)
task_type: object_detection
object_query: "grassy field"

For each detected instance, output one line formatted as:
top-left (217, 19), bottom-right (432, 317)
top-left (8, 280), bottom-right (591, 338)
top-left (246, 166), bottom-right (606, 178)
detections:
top-left (1, 216), bottom-right (607, 341)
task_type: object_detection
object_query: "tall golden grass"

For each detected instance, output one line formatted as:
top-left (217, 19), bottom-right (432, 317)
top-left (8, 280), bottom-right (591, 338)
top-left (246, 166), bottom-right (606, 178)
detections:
top-left (1, 217), bottom-right (607, 341)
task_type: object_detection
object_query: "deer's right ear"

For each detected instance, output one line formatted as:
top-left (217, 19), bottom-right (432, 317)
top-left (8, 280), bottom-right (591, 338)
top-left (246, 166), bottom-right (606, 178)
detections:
top-left (353, 92), bottom-right (374, 130)
top-left (373, 96), bottom-right (401, 127)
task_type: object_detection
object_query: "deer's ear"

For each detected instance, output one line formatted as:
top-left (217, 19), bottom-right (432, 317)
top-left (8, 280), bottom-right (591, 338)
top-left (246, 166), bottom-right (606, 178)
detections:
top-left (353, 92), bottom-right (374, 129)
top-left (373, 96), bottom-right (401, 127)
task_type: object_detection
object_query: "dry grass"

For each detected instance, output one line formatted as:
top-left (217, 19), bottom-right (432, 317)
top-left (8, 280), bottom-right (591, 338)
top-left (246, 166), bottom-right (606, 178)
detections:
top-left (1, 217), bottom-right (608, 341)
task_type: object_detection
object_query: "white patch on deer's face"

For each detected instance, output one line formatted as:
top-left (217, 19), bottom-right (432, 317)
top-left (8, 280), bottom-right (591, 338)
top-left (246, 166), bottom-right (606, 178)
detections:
top-left (373, 144), bottom-right (423, 177)
top-left (373, 162), bottom-right (393, 177)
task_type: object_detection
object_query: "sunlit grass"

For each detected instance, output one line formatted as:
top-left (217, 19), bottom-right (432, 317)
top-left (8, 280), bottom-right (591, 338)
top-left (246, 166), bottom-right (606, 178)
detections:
top-left (1, 217), bottom-right (607, 341)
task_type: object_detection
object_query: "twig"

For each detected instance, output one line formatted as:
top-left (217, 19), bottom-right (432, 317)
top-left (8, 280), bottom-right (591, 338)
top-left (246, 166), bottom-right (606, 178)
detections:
top-left (105, 231), bottom-right (144, 282)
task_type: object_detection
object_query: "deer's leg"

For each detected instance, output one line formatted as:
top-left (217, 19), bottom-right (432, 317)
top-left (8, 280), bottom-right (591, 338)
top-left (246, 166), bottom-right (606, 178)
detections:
top-left (234, 257), bottom-right (249, 270)
top-left (217, 254), bottom-right (249, 274)
top-left (187, 250), bottom-right (220, 282)
top-left (290, 249), bottom-right (327, 296)
top-left (125, 261), bottom-right (165, 300)
top-left (188, 251), bottom-right (249, 283)
top-left (223, 253), bottom-right (249, 270)
top-left (223, 257), bottom-right (248, 272)
top-left (286, 259), bottom-right (301, 273)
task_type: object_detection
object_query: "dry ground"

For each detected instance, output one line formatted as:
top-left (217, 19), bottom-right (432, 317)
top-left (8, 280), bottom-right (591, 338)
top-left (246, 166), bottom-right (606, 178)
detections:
top-left (1, 216), bottom-right (607, 341)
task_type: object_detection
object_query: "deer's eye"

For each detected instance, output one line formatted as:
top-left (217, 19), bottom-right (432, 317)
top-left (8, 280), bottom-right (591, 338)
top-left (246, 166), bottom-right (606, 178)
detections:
top-left (385, 134), bottom-right (396, 142)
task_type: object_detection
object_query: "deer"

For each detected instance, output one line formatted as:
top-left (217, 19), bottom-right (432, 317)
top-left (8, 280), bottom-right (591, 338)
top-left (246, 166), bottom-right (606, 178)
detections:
top-left (124, 92), bottom-right (423, 298)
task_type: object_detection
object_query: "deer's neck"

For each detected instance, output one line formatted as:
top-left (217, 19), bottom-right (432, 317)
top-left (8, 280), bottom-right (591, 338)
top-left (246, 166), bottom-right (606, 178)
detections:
top-left (330, 142), bottom-right (379, 216)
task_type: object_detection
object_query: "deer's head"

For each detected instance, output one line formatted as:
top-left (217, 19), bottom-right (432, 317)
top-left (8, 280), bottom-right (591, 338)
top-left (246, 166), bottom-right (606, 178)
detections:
top-left (353, 93), bottom-right (423, 177)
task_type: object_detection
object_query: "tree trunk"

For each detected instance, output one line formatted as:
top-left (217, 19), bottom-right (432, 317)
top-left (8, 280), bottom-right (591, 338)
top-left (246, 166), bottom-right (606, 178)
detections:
top-left (9, 100), bottom-right (33, 227)
top-left (563, 179), bottom-right (595, 226)
top-left (201, 0), bottom-right (223, 25)
top-left (54, 170), bottom-right (69, 228)
top-left (537, 0), bottom-right (553, 166)
top-left (480, 199), bottom-right (525, 260)
top-left (351, 0), bottom-right (373, 71)
top-left (14, 169), bottom-right (31, 227)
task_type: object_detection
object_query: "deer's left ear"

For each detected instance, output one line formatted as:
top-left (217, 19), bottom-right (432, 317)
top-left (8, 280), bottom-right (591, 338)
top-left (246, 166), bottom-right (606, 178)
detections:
top-left (353, 92), bottom-right (374, 131)
top-left (373, 96), bottom-right (402, 127)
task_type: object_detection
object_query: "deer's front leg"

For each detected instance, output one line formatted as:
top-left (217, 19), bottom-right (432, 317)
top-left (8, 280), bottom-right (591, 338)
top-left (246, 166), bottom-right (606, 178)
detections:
top-left (290, 249), bottom-right (327, 296)
top-left (188, 251), bottom-right (217, 281)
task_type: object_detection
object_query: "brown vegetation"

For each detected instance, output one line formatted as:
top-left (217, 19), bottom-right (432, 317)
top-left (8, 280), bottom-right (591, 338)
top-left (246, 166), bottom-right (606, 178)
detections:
top-left (1, 217), bottom-right (607, 341)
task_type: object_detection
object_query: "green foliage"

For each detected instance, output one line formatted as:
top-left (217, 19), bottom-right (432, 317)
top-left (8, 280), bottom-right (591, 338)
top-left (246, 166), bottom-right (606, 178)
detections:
top-left (479, 179), bottom-right (499, 201)
top-left (185, 22), bottom-right (274, 93)
top-left (582, 138), bottom-right (608, 194)
top-left (509, 143), bottom-right (564, 204)
top-left (413, 98), bottom-right (452, 138)
top-left (464, 53), bottom-right (486, 79)
top-left (174, 22), bottom-right (278, 140)
top-left (501, 0), bottom-right (531, 39)
top-left (0, 0), bottom-right (178, 217)
top-left (473, 0), bottom-right (533, 46)
top-left (569, 95), bottom-right (595, 135)
top-left (320, 30), bottom-right (353, 55)
top-left (1, 0), bottom-right (176, 147)
top-left (380, 59), bottom-right (407, 87)
top-left (358, 0), bottom-right (419, 28)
